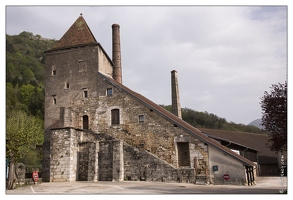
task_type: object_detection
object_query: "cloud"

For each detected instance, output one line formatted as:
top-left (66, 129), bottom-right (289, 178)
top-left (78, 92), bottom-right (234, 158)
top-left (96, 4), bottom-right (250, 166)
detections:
top-left (5, 5), bottom-right (287, 124)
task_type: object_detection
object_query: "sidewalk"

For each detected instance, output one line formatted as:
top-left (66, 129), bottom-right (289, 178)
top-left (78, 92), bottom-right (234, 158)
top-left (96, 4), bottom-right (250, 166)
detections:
top-left (254, 176), bottom-right (287, 188)
top-left (5, 176), bottom-right (288, 194)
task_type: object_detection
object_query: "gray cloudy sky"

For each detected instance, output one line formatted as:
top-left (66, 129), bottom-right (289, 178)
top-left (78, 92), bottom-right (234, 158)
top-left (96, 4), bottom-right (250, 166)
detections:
top-left (5, 5), bottom-right (287, 125)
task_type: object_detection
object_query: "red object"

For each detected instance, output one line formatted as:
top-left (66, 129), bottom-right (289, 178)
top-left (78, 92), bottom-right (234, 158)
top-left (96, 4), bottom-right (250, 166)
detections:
top-left (32, 171), bottom-right (39, 182)
top-left (223, 173), bottom-right (230, 180)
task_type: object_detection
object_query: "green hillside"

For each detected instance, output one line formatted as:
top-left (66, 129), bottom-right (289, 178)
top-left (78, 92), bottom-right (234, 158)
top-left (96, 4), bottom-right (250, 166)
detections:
top-left (6, 31), bottom-right (56, 118)
top-left (160, 105), bottom-right (265, 134)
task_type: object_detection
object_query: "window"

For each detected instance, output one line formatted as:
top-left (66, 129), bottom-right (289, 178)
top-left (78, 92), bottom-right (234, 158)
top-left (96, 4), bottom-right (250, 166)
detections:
top-left (52, 70), bottom-right (56, 76)
top-left (138, 115), bottom-right (144, 123)
top-left (52, 95), bottom-right (56, 104)
top-left (65, 82), bottom-right (69, 89)
top-left (107, 88), bottom-right (113, 96)
top-left (83, 115), bottom-right (89, 129)
top-left (111, 109), bottom-right (120, 125)
top-left (84, 90), bottom-right (88, 98)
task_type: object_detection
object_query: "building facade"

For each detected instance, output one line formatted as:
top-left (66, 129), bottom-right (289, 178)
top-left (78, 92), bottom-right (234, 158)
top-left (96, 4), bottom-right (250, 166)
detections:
top-left (42, 14), bottom-right (255, 185)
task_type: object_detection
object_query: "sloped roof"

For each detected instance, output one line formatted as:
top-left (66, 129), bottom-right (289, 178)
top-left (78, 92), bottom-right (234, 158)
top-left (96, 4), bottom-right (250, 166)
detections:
top-left (98, 72), bottom-right (256, 167)
top-left (46, 15), bottom-right (113, 65)
top-left (51, 14), bottom-right (98, 50)
top-left (200, 128), bottom-right (277, 158)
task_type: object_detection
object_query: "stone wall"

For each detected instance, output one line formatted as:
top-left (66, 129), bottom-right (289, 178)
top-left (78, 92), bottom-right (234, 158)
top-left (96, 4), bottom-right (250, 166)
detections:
top-left (50, 128), bottom-right (73, 182)
top-left (123, 143), bottom-right (195, 183)
top-left (98, 141), bottom-right (113, 181)
top-left (94, 74), bottom-right (210, 173)
top-left (15, 163), bottom-right (26, 186)
top-left (44, 41), bottom-right (210, 183)
top-left (77, 142), bottom-right (98, 181)
top-left (45, 72), bottom-right (211, 183)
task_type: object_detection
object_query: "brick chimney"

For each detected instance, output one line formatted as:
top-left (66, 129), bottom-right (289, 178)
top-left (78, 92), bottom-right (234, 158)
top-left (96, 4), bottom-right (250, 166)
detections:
top-left (112, 24), bottom-right (122, 84)
top-left (171, 70), bottom-right (182, 119)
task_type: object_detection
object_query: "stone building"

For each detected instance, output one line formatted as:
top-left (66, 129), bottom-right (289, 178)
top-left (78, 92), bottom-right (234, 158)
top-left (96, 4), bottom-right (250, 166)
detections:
top-left (42, 14), bottom-right (256, 185)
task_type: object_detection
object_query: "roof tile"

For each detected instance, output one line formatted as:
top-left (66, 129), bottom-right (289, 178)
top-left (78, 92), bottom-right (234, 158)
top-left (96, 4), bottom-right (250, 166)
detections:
top-left (51, 14), bottom-right (97, 50)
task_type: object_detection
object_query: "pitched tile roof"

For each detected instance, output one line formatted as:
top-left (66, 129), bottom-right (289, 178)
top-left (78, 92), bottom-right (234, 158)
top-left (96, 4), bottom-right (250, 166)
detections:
top-left (51, 14), bottom-right (98, 50)
top-left (200, 128), bottom-right (276, 158)
top-left (98, 72), bottom-right (256, 167)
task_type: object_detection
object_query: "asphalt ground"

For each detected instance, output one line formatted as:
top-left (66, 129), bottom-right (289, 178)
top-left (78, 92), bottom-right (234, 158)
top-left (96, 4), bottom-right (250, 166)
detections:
top-left (5, 176), bottom-right (288, 195)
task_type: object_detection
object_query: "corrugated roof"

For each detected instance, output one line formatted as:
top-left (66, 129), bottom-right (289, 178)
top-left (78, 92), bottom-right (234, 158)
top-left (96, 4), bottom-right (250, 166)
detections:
top-left (51, 14), bottom-right (97, 50)
top-left (98, 72), bottom-right (256, 167)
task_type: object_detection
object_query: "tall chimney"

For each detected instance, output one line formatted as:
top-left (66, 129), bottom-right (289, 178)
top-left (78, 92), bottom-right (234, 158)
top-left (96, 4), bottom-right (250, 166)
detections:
top-left (112, 24), bottom-right (122, 84)
top-left (171, 70), bottom-right (182, 119)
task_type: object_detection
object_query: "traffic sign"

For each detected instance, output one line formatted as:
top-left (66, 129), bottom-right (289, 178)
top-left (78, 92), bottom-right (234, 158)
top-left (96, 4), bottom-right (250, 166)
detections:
top-left (223, 173), bottom-right (230, 180)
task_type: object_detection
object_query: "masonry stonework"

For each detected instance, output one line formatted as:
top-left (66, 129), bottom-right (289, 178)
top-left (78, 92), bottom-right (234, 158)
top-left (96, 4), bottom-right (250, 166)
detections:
top-left (42, 15), bottom-right (255, 185)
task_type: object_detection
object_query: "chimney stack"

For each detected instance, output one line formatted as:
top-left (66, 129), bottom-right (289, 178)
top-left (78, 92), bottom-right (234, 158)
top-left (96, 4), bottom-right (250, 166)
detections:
top-left (171, 70), bottom-right (182, 119)
top-left (112, 24), bottom-right (122, 84)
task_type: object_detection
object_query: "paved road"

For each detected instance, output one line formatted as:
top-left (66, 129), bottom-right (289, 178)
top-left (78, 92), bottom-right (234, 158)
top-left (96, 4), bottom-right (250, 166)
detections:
top-left (5, 177), bottom-right (287, 195)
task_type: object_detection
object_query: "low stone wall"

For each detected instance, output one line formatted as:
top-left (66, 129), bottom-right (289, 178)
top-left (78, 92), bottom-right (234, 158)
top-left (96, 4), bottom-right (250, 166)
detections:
top-left (11, 178), bottom-right (43, 186)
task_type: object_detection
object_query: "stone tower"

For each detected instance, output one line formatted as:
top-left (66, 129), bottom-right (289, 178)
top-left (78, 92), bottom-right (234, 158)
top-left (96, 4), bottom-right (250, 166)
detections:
top-left (171, 70), bottom-right (182, 119)
top-left (42, 14), bottom-right (115, 182)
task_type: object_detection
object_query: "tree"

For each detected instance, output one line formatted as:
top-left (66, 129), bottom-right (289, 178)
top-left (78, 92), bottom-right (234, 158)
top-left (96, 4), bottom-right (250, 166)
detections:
top-left (19, 84), bottom-right (35, 110)
top-left (260, 81), bottom-right (287, 152)
top-left (6, 110), bottom-right (43, 189)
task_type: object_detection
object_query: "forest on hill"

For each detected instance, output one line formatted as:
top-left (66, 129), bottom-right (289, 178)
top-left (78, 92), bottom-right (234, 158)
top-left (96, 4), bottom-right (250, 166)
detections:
top-left (6, 32), bottom-right (265, 171)
top-left (6, 32), bottom-right (56, 171)
top-left (6, 31), bottom-right (56, 118)
top-left (160, 105), bottom-right (265, 134)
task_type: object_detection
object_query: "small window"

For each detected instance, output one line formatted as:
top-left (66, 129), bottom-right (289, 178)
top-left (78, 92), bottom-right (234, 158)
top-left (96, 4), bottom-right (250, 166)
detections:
top-left (84, 90), bottom-right (88, 98)
top-left (52, 95), bottom-right (56, 104)
top-left (65, 82), bottom-right (69, 89)
top-left (111, 109), bottom-right (120, 125)
top-left (138, 115), bottom-right (144, 123)
top-left (107, 88), bottom-right (113, 96)
top-left (52, 70), bottom-right (56, 76)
